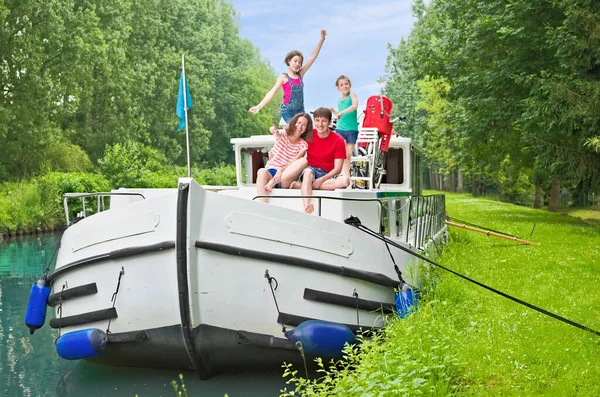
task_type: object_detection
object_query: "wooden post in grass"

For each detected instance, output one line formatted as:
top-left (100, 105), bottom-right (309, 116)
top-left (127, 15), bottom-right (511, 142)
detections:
top-left (445, 220), bottom-right (539, 245)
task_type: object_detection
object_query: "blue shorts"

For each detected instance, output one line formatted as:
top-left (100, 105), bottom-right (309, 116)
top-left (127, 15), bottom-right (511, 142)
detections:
top-left (299, 166), bottom-right (329, 182)
top-left (266, 168), bottom-right (281, 188)
top-left (336, 130), bottom-right (359, 145)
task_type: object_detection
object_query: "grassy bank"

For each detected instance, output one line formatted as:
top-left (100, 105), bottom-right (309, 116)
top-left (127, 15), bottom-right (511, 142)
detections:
top-left (282, 192), bottom-right (600, 396)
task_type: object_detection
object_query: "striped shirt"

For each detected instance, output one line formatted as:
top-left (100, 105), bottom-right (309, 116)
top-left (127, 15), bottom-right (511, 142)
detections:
top-left (266, 133), bottom-right (308, 169)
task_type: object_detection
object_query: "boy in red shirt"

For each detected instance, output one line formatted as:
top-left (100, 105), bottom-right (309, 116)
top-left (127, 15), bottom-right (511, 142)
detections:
top-left (288, 107), bottom-right (350, 213)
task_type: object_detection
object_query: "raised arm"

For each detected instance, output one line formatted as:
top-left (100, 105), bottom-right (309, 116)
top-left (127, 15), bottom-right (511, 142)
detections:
top-left (249, 75), bottom-right (285, 114)
top-left (299, 30), bottom-right (326, 78)
top-left (269, 124), bottom-right (286, 140)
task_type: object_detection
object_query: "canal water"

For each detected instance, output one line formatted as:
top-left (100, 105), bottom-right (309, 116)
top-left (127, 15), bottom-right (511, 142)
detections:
top-left (0, 234), bottom-right (287, 397)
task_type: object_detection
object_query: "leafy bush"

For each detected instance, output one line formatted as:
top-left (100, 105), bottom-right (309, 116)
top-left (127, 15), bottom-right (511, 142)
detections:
top-left (38, 172), bottom-right (111, 226)
top-left (0, 181), bottom-right (41, 233)
top-left (496, 156), bottom-right (534, 205)
top-left (41, 139), bottom-right (94, 173)
top-left (99, 141), bottom-right (177, 188)
top-left (195, 163), bottom-right (236, 186)
top-left (280, 310), bottom-right (458, 396)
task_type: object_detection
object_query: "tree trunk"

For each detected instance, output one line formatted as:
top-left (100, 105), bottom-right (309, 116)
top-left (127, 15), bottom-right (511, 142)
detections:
top-left (548, 178), bottom-right (560, 212)
top-left (457, 170), bottom-right (464, 193)
top-left (426, 168), bottom-right (431, 189)
top-left (429, 168), bottom-right (438, 190)
top-left (533, 178), bottom-right (543, 209)
top-left (472, 174), bottom-right (478, 196)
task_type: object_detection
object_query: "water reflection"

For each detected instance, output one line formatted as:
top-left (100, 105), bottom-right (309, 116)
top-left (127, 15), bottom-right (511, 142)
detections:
top-left (56, 363), bottom-right (286, 397)
top-left (0, 234), bottom-right (286, 397)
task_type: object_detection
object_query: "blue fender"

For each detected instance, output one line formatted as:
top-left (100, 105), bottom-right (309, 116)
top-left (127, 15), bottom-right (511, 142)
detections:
top-left (24, 277), bottom-right (51, 335)
top-left (56, 328), bottom-right (108, 360)
top-left (395, 287), bottom-right (418, 318)
top-left (284, 320), bottom-right (356, 358)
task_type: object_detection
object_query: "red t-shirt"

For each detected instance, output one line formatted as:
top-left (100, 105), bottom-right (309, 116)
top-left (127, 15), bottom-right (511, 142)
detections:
top-left (307, 129), bottom-right (347, 172)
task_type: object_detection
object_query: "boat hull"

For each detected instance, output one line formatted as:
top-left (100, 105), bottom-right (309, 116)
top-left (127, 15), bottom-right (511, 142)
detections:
top-left (90, 323), bottom-right (308, 377)
top-left (48, 178), bottom-right (445, 377)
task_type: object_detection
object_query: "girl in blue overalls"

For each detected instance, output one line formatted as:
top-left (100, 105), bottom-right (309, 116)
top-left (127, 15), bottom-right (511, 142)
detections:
top-left (249, 30), bottom-right (326, 125)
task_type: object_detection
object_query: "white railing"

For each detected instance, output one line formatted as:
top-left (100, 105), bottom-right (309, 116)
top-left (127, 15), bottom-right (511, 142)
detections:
top-left (62, 192), bottom-right (145, 225)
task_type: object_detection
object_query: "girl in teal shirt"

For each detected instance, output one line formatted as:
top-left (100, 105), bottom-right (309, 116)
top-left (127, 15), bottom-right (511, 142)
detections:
top-left (329, 75), bottom-right (358, 179)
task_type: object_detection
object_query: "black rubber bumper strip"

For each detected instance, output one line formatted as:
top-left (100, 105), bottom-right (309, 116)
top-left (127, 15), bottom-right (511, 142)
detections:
top-left (47, 241), bottom-right (175, 283)
top-left (195, 241), bottom-right (398, 288)
top-left (107, 330), bottom-right (150, 343)
top-left (303, 288), bottom-right (394, 314)
top-left (47, 283), bottom-right (98, 307)
top-left (176, 183), bottom-right (210, 379)
top-left (236, 330), bottom-right (297, 351)
top-left (50, 307), bottom-right (117, 329)
top-left (277, 312), bottom-right (382, 334)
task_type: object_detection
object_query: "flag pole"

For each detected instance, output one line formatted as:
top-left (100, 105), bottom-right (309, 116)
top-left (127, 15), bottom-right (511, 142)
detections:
top-left (182, 54), bottom-right (191, 177)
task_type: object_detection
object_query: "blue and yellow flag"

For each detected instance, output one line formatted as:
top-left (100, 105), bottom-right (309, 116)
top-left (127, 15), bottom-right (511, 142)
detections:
top-left (176, 75), bottom-right (192, 131)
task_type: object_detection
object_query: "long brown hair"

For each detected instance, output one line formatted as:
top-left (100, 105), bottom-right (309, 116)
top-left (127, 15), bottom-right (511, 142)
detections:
top-left (286, 113), bottom-right (313, 142)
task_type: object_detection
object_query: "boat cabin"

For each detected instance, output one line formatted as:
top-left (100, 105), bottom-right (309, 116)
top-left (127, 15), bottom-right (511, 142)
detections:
top-left (230, 133), bottom-right (423, 195)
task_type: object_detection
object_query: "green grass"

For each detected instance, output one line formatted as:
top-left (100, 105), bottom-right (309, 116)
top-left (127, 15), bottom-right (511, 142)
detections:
top-left (558, 207), bottom-right (600, 225)
top-left (281, 192), bottom-right (600, 396)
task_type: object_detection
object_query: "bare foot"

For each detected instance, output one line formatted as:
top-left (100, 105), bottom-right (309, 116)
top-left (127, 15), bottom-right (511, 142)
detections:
top-left (264, 180), bottom-right (275, 193)
top-left (304, 203), bottom-right (314, 214)
top-left (290, 181), bottom-right (301, 189)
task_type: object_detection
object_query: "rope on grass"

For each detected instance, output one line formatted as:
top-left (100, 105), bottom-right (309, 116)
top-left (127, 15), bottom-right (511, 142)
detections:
top-left (345, 216), bottom-right (600, 338)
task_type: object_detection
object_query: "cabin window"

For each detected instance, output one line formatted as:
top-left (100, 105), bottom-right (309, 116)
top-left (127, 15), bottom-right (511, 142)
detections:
top-left (240, 147), bottom-right (270, 184)
top-left (384, 148), bottom-right (404, 184)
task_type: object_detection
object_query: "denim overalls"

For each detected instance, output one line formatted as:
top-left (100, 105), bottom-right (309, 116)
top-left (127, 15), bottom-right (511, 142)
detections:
top-left (280, 73), bottom-right (304, 124)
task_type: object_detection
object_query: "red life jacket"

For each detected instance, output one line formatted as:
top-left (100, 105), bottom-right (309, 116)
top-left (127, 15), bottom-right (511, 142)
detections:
top-left (362, 95), bottom-right (393, 135)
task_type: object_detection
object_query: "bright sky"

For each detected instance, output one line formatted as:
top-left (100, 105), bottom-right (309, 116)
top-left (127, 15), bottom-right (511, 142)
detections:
top-left (230, 0), bottom-right (417, 115)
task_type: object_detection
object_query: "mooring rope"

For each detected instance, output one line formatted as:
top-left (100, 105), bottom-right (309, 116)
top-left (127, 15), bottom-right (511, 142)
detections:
top-left (105, 267), bottom-right (125, 336)
top-left (42, 239), bottom-right (61, 278)
top-left (55, 283), bottom-right (67, 342)
top-left (353, 289), bottom-right (360, 326)
top-left (346, 216), bottom-right (410, 288)
top-left (264, 269), bottom-right (286, 333)
top-left (345, 216), bottom-right (600, 338)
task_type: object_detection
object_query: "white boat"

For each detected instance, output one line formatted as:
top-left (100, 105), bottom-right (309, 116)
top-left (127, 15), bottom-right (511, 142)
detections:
top-left (42, 131), bottom-right (446, 378)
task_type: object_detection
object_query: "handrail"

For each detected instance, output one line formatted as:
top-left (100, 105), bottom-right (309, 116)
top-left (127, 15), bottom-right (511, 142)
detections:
top-left (253, 193), bottom-right (446, 251)
top-left (62, 192), bottom-right (146, 225)
top-left (252, 194), bottom-right (385, 230)
top-left (407, 194), bottom-right (446, 250)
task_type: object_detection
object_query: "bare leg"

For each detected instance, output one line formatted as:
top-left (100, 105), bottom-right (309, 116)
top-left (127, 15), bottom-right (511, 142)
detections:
top-left (264, 176), bottom-right (277, 192)
top-left (256, 168), bottom-right (272, 203)
top-left (280, 158), bottom-right (308, 188)
top-left (343, 143), bottom-right (355, 180)
top-left (301, 170), bottom-right (315, 214)
top-left (320, 175), bottom-right (351, 190)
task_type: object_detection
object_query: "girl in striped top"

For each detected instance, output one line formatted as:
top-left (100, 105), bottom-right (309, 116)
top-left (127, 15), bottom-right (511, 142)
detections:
top-left (256, 113), bottom-right (313, 201)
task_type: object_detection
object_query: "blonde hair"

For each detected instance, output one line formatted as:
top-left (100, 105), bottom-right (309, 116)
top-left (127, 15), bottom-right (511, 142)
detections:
top-left (335, 75), bottom-right (351, 87)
